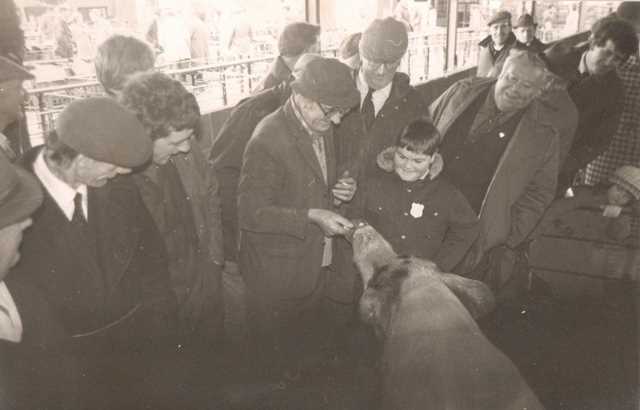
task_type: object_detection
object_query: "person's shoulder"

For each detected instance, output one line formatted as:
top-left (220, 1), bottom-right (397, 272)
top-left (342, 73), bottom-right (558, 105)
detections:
top-left (246, 107), bottom-right (288, 148)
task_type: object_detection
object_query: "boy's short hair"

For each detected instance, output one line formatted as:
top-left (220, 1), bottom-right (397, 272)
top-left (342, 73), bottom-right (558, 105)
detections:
top-left (396, 118), bottom-right (441, 156)
top-left (95, 35), bottom-right (155, 95)
top-left (590, 16), bottom-right (638, 60)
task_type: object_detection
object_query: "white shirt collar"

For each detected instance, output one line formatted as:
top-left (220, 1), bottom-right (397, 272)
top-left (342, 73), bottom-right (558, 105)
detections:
top-left (33, 150), bottom-right (88, 221)
top-left (579, 50), bottom-right (589, 75)
top-left (357, 70), bottom-right (393, 116)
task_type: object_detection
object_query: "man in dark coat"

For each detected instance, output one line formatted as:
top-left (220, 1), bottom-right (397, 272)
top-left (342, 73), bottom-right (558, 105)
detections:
top-left (514, 14), bottom-right (546, 53)
top-left (477, 11), bottom-right (517, 77)
top-left (544, 16), bottom-right (638, 194)
top-left (252, 22), bottom-right (320, 94)
top-left (4, 97), bottom-right (178, 409)
top-left (238, 58), bottom-right (359, 378)
top-left (430, 50), bottom-right (576, 299)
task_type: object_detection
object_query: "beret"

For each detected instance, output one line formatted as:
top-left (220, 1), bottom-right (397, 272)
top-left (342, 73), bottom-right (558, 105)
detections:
top-left (488, 11), bottom-right (512, 26)
top-left (360, 18), bottom-right (408, 63)
top-left (514, 14), bottom-right (537, 28)
top-left (0, 56), bottom-right (34, 83)
top-left (278, 22), bottom-right (321, 57)
top-left (609, 165), bottom-right (640, 201)
top-left (55, 97), bottom-right (152, 168)
top-left (290, 57), bottom-right (359, 109)
top-left (0, 153), bottom-right (42, 230)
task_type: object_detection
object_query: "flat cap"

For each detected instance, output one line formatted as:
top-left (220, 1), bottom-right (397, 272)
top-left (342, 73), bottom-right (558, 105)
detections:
top-left (278, 22), bottom-right (320, 57)
top-left (360, 18), bottom-right (408, 63)
top-left (0, 56), bottom-right (35, 83)
top-left (290, 57), bottom-right (359, 109)
top-left (55, 97), bottom-right (152, 168)
top-left (514, 14), bottom-right (537, 28)
top-left (488, 10), bottom-right (512, 26)
top-left (0, 153), bottom-right (42, 230)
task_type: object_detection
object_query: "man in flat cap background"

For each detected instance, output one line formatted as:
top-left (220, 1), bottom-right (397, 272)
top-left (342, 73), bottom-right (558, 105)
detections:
top-left (238, 57), bottom-right (359, 380)
top-left (477, 11), bottom-right (517, 77)
top-left (4, 97), bottom-right (178, 409)
top-left (252, 22), bottom-right (321, 94)
top-left (0, 56), bottom-right (33, 161)
top-left (514, 14), bottom-right (546, 53)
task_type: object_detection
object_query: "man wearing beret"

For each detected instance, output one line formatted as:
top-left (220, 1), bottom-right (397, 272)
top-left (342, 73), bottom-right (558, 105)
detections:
top-left (514, 14), bottom-right (546, 53)
top-left (335, 17), bottom-right (427, 181)
top-left (252, 22), bottom-right (320, 94)
top-left (477, 11), bottom-right (517, 77)
top-left (3, 97), bottom-right (178, 408)
top-left (238, 57), bottom-right (359, 379)
top-left (0, 56), bottom-right (33, 161)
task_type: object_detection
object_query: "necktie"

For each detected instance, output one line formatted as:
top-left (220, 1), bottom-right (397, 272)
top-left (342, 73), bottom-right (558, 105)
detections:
top-left (361, 87), bottom-right (375, 132)
top-left (71, 192), bottom-right (87, 227)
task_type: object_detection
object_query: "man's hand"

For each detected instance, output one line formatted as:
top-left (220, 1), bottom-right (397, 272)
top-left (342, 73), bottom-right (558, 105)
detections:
top-left (308, 208), bottom-right (354, 236)
top-left (332, 170), bottom-right (357, 204)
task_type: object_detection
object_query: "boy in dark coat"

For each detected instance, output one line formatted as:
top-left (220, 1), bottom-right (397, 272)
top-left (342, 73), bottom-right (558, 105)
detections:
top-left (351, 119), bottom-right (478, 272)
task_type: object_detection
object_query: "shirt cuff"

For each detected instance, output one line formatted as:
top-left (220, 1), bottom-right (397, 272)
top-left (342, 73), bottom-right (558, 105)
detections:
top-left (0, 281), bottom-right (23, 343)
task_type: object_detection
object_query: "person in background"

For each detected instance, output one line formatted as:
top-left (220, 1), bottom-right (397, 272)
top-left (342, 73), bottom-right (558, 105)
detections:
top-left (477, 11), bottom-right (517, 77)
top-left (252, 22), bottom-right (320, 93)
top-left (0, 150), bottom-right (42, 408)
top-left (350, 119), bottom-right (478, 272)
top-left (238, 57), bottom-right (359, 381)
top-left (544, 16), bottom-right (637, 195)
top-left (94, 34), bottom-right (155, 98)
top-left (119, 72), bottom-right (224, 346)
top-left (4, 97), bottom-right (177, 409)
top-left (189, 3), bottom-right (210, 64)
top-left (54, 4), bottom-right (76, 59)
top-left (430, 49), bottom-right (574, 300)
top-left (338, 32), bottom-right (362, 71)
top-left (514, 13), bottom-right (546, 53)
top-left (586, 2), bottom-right (640, 185)
top-left (0, 56), bottom-right (33, 161)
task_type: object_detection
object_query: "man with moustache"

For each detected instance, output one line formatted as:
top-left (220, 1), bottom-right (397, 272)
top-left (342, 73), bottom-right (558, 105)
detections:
top-left (430, 50), bottom-right (574, 299)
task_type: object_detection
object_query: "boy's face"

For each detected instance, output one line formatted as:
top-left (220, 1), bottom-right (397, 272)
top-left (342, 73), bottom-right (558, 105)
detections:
top-left (607, 184), bottom-right (633, 207)
top-left (393, 147), bottom-right (433, 182)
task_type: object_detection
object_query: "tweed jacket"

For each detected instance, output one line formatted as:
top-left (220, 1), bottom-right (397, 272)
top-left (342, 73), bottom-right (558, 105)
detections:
top-left (430, 77), bottom-right (561, 272)
top-left (238, 100), bottom-right (337, 301)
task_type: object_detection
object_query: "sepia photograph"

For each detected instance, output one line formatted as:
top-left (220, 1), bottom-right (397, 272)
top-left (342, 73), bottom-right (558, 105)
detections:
top-left (0, 0), bottom-right (637, 408)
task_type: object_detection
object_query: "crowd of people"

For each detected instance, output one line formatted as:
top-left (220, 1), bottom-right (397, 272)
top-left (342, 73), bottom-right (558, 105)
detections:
top-left (1, 0), bottom-right (640, 408)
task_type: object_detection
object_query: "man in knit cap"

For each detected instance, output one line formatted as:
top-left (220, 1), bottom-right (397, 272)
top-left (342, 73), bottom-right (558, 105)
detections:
top-left (4, 97), bottom-right (177, 409)
top-left (252, 21), bottom-right (320, 94)
top-left (477, 11), bottom-right (517, 77)
top-left (239, 57), bottom-right (359, 379)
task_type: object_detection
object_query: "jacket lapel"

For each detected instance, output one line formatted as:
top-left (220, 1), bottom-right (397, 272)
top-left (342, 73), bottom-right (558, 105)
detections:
top-left (284, 104), bottom-right (329, 185)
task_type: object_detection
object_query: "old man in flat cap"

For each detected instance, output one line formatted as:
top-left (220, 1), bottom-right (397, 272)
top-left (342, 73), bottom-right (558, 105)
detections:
top-left (4, 97), bottom-right (178, 409)
top-left (239, 57), bottom-right (359, 380)
top-left (477, 11), bottom-right (517, 77)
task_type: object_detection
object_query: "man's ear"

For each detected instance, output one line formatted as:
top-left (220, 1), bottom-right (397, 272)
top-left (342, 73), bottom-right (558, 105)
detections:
top-left (438, 273), bottom-right (496, 319)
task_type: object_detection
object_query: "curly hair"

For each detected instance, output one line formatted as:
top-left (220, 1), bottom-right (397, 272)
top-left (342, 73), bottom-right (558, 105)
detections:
top-left (119, 72), bottom-right (201, 141)
top-left (95, 35), bottom-right (155, 95)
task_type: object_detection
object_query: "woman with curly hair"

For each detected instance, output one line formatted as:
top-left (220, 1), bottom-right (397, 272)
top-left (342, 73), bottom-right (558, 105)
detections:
top-left (119, 72), bottom-right (224, 347)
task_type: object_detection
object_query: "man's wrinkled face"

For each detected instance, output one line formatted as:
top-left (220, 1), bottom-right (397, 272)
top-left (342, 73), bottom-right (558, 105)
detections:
top-left (0, 218), bottom-right (32, 280)
top-left (296, 93), bottom-right (345, 133)
top-left (586, 39), bottom-right (626, 75)
top-left (361, 57), bottom-right (402, 90)
top-left (73, 155), bottom-right (131, 187)
top-left (153, 128), bottom-right (193, 165)
top-left (494, 59), bottom-right (545, 112)
top-left (490, 20), bottom-right (512, 46)
top-left (515, 25), bottom-right (536, 45)
top-left (0, 80), bottom-right (27, 125)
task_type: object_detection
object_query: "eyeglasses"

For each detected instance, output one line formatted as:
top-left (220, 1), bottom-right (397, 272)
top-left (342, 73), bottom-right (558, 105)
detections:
top-left (361, 57), bottom-right (402, 72)
top-left (317, 103), bottom-right (350, 119)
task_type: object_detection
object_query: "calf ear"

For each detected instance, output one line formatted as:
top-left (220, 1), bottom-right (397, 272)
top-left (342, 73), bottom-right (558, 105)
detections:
top-left (439, 273), bottom-right (496, 319)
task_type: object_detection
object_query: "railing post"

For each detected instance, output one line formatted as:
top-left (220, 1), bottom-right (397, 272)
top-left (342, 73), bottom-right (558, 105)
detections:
top-left (247, 62), bottom-right (253, 92)
top-left (221, 70), bottom-right (228, 106)
top-left (37, 92), bottom-right (46, 136)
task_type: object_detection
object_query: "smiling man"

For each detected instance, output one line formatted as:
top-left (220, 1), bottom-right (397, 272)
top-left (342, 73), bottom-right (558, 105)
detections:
top-left (544, 16), bottom-right (638, 194)
top-left (477, 11), bottom-right (518, 77)
top-left (4, 97), bottom-right (178, 408)
top-left (430, 49), bottom-right (569, 298)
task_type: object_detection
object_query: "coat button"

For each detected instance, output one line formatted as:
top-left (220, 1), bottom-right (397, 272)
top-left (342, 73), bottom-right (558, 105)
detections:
top-left (400, 235), bottom-right (406, 239)
top-left (403, 212), bottom-right (408, 216)
top-left (434, 212), bottom-right (439, 216)
top-left (407, 188), bottom-right (412, 193)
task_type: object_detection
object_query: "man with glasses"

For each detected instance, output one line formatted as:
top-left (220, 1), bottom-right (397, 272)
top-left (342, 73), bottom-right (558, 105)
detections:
top-left (335, 17), bottom-right (427, 182)
top-left (238, 57), bottom-right (359, 380)
top-left (544, 16), bottom-right (638, 194)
